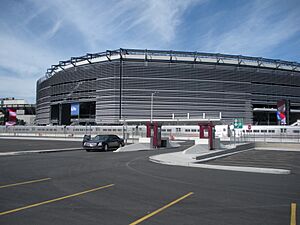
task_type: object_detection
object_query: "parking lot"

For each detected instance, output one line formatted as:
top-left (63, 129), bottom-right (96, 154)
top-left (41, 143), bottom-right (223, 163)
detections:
top-left (207, 149), bottom-right (300, 174)
top-left (0, 139), bottom-right (299, 225)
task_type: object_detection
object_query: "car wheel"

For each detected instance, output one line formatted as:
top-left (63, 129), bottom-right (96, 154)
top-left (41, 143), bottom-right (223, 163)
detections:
top-left (103, 144), bottom-right (108, 152)
top-left (86, 149), bottom-right (90, 152)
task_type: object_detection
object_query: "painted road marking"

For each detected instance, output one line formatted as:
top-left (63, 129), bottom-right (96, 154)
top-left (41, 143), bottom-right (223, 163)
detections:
top-left (290, 203), bottom-right (297, 225)
top-left (0, 178), bottom-right (51, 189)
top-left (0, 183), bottom-right (114, 216)
top-left (130, 192), bottom-right (194, 225)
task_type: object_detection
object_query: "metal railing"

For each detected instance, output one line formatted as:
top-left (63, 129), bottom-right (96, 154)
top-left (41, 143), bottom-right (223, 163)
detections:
top-left (229, 132), bottom-right (300, 144)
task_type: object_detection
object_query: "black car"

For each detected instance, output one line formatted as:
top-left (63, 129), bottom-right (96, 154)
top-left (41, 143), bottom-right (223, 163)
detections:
top-left (83, 135), bottom-right (125, 152)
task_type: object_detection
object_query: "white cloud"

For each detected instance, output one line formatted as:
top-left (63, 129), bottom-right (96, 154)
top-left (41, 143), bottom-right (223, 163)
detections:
top-left (31, 0), bottom-right (203, 48)
top-left (43, 19), bottom-right (63, 40)
top-left (199, 0), bottom-right (300, 57)
top-left (124, 0), bottom-right (201, 42)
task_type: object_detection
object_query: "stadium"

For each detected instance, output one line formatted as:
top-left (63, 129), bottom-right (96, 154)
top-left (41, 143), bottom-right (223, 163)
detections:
top-left (36, 48), bottom-right (300, 126)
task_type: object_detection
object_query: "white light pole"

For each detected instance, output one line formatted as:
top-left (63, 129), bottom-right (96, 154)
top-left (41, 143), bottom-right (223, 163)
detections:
top-left (150, 91), bottom-right (158, 123)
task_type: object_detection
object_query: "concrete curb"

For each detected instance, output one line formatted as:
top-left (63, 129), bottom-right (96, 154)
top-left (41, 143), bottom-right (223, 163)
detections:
top-left (0, 148), bottom-right (83, 156)
top-left (0, 136), bottom-right (82, 142)
top-left (196, 149), bottom-right (254, 163)
top-left (195, 143), bottom-right (255, 160)
top-left (149, 142), bottom-right (291, 175)
top-left (149, 156), bottom-right (291, 175)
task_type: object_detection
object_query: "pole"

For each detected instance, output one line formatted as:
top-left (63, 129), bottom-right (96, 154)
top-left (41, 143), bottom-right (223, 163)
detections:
top-left (59, 103), bottom-right (62, 125)
top-left (233, 129), bottom-right (236, 146)
top-left (150, 91), bottom-right (158, 123)
top-left (150, 93), bottom-right (154, 123)
top-left (119, 55), bottom-right (123, 119)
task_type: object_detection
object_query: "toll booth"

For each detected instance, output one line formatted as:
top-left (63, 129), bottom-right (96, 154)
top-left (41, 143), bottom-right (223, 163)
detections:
top-left (119, 117), bottom-right (222, 150)
top-left (199, 122), bottom-right (215, 150)
top-left (146, 122), bottom-right (162, 148)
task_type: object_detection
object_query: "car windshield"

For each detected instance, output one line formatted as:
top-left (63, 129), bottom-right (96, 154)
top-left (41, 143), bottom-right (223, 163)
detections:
top-left (91, 135), bottom-right (109, 141)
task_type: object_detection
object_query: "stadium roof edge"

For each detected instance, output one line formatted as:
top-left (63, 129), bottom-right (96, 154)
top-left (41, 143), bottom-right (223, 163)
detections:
top-left (37, 48), bottom-right (300, 84)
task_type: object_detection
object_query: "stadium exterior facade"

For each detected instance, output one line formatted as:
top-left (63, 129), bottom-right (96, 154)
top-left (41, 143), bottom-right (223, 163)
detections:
top-left (36, 48), bottom-right (300, 126)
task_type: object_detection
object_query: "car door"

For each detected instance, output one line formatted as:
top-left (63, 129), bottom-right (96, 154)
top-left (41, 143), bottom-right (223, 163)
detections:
top-left (111, 136), bottom-right (119, 148)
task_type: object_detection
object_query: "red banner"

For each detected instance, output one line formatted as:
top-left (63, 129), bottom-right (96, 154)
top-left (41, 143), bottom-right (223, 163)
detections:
top-left (277, 100), bottom-right (286, 125)
top-left (5, 108), bottom-right (16, 126)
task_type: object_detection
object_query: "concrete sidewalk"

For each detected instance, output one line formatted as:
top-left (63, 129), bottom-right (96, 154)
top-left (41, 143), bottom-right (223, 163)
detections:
top-left (149, 143), bottom-right (291, 175)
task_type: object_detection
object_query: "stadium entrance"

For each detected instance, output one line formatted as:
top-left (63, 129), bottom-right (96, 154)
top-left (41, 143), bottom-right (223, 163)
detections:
top-left (50, 101), bottom-right (95, 125)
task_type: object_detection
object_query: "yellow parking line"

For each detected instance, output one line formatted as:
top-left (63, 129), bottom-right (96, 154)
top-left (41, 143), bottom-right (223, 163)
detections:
top-left (290, 203), bottom-right (297, 225)
top-left (0, 178), bottom-right (51, 189)
top-left (0, 183), bottom-right (114, 216)
top-left (130, 192), bottom-right (194, 225)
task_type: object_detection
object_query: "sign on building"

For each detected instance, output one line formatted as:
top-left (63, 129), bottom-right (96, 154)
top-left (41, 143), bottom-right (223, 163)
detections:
top-left (233, 118), bottom-right (243, 129)
top-left (71, 103), bottom-right (80, 116)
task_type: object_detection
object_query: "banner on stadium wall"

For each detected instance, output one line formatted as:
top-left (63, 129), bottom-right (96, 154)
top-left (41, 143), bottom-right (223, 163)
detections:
top-left (71, 103), bottom-right (80, 116)
top-left (5, 108), bottom-right (17, 126)
top-left (277, 100), bottom-right (286, 125)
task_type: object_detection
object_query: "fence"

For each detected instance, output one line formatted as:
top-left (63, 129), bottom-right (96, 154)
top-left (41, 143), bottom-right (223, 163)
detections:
top-left (229, 131), bottom-right (300, 144)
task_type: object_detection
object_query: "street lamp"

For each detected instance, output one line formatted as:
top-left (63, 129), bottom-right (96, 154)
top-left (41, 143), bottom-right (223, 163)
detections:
top-left (150, 91), bottom-right (159, 123)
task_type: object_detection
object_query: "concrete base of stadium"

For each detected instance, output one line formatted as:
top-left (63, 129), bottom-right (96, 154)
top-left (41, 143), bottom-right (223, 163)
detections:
top-left (149, 143), bottom-right (291, 175)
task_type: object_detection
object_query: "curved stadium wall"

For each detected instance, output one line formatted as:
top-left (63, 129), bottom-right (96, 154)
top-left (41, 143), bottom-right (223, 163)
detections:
top-left (36, 49), bottom-right (300, 125)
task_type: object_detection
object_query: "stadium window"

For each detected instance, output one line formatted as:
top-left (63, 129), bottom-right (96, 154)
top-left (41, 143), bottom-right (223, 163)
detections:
top-left (253, 130), bottom-right (259, 133)
top-left (176, 128), bottom-right (181, 132)
top-left (185, 129), bottom-right (191, 132)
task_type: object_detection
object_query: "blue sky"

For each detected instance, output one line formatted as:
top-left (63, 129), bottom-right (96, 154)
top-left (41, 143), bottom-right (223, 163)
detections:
top-left (0, 0), bottom-right (299, 103)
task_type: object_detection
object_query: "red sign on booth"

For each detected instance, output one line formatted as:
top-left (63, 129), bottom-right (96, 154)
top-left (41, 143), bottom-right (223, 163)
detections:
top-left (248, 124), bottom-right (251, 130)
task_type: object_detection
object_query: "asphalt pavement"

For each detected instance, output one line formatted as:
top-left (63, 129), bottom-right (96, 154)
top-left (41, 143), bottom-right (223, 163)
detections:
top-left (0, 139), bottom-right (82, 152)
top-left (0, 139), bottom-right (299, 225)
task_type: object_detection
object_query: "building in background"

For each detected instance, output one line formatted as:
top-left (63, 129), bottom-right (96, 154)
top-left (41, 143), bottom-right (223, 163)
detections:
top-left (36, 49), bottom-right (300, 126)
top-left (0, 97), bottom-right (36, 125)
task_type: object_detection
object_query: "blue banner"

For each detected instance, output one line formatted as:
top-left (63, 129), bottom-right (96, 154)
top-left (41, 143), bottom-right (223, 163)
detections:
top-left (71, 103), bottom-right (80, 116)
